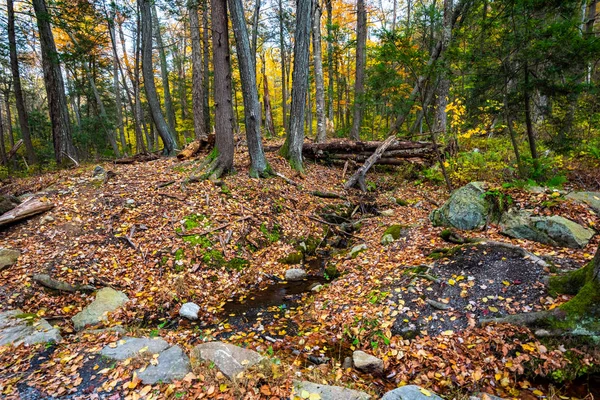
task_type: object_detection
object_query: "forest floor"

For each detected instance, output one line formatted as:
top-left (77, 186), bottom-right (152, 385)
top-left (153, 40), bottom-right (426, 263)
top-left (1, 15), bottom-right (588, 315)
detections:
top-left (1, 145), bottom-right (599, 400)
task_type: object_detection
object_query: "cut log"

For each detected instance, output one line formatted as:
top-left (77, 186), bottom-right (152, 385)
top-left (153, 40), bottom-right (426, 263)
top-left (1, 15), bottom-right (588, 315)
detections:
top-left (344, 136), bottom-right (397, 191)
top-left (0, 197), bottom-right (54, 229)
top-left (176, 134), bottom-right (216, 160)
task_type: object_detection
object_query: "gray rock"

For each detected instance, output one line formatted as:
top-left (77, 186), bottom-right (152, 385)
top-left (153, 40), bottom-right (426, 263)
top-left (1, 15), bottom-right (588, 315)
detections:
top-left (0, 309), bottom-right (61, 347)
top-left (72, 288), bottom-right (129, 331)
top-left (292, 380), bottom-right (371, 400)
top-left (566, 191), bottom-right (600, 214)
top-left (0, 248), bottom-right (20, 271)
top-left (381, 385), bottom-right (443, 400)
top-left (285, 268), bottom-right (308, 281)
top-left (179, 302), bottom-right (200, 320)
top-left (0, 195), bottom-right (19, 215)
top-left (100, 337), bottom-right (170, 360)
top-left (500, 210), bottom-right (594, 248)
top-left (136, 345), bottom-right (191, 384)
top-left (39, 214), bottom-right (55, 224)
top-left (380, 209), bottom-right (394, 217)
top-left (342, 356), bottom-right (353, 369)
top-left (430, 182), bottom-right (489, 230)
top-left (352, 350), bottom-right (383, 374)
top-left (381, 234), bottom-right (395, 246)
top-left (191, 341), bottom-right (263, 380)
top-left (349, 244), bottom-right (368, 258)
top-left (310, 284), bottom-right (323, 293)
top-left (92, 165), bottom-right (106, 177)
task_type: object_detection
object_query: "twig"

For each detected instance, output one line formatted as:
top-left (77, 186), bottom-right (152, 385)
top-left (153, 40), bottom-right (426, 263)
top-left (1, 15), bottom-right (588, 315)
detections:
top-left (157, 180), bottom-right (176, 188)
top-left (158, 192), bottom-right (187, 201)
top-left (176, 216), bottom-right (252, 237)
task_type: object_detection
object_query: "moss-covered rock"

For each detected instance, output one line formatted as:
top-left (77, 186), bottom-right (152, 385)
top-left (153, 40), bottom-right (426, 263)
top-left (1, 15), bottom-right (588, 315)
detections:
top-left (325, 264), bottom-right (340, 279)
top-left (429, 182), bottom-right (490, 230)
top-left (279, 251), bottom-right (303, 265)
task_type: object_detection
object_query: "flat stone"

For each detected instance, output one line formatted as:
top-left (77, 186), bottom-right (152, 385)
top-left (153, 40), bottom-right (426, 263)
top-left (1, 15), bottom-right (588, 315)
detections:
top-left (72, 288), bottom-right (129, 331)
top-left (191, 341), bottom-right (263, 380)
top-left (566, 191), bottom-right (600, 214)
top-left (381, 385), bottom-right (443, 400)
top-left (100, 337), bottom-right (169, 360)
top-left (349, 244), bottom-right (368, 258)
top-left (381, 233), bottom-right (395, 245)
top-left (285, 268), bottom-right (307, 281)
top-left (352, 350), bottom-right (383, 374)
top-left (179, 302), bottom-right (200, 320)
top-left (0, 309), bottom-right (61, 347)
top-left (292, 380), bottom-right (371, 400)
top-left (137, 345), bottom-right (191, 384)
top-left (0, 248), bottom-right (21, 271)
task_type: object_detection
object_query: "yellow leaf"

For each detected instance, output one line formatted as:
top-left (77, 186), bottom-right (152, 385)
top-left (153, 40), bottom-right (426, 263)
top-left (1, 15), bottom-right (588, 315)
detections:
top-left (448, 279), bottom-right (456, 286)
top-left (502, 281), bottom-right (510, 286)
top-left (488, 306), bottom-right (499, 313)
top-left (219, 383), bottom-right (228, 392)
top-left (301, 390), bottom-right (311, 399)
top-left (309, 393), bottom-right (322, 400)
top-left (419, 388), bottom-right (432, 396)
top-left (532, 389), bottom-right (544, 396)
top-left (139, 385), bottom-right (152, 396)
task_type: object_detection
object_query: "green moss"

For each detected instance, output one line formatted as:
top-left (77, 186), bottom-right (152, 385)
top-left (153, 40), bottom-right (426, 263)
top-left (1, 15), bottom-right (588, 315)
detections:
top-left (395, 198), bottom-right (409, 206)
top-left (383, 224), bottom-right (406, 240)
top-left (548, 262), bottom-right (590, 296)
top-left (174, 248), bottom-right (185, 261)
top-left (227, 257), bottom-right (249, 271)
top-left (559, 279), bottom-right (600, 316)
top-left (260, 222), bottom-right (281, 243)
top-left (279, 251), bottom-right (304, 265)
top-left (296, 236), bottom-right (320, 255)
top-left (440, 229), bottom-right (453, 241)
top-left (220, 184), bottom-right (231, 195)
top-left (325, 264), bottom-right (340, 279)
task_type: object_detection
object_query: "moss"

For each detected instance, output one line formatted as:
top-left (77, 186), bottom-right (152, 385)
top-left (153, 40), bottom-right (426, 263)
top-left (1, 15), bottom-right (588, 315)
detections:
top-left (325, 264), bottom-right (340, 279)
top-left (395, 198), bottom-right (409, 206)
top-left (296, 236), bottom-right (320, 255)
top-left (440, 229), bottom-right (453, 241)
top-left (279, 251), bottom-right (303, 265)
top-left (559, 279), bottom-right (600, 316)
top-left (548, 262), bottom-right (590, 296)
top-left (383, 224), bottom-right (407, 240)
top-left (260, 222), bottom-right (281, 243)
top-left (227, 257), bottom-right (249, 271)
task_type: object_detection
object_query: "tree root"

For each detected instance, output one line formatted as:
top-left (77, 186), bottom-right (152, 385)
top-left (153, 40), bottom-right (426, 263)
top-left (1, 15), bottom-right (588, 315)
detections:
top-left (33, 274), bottom-right (96, 293)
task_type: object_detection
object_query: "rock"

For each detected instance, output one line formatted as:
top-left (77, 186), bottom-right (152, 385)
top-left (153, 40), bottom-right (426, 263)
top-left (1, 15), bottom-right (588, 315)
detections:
top-left (72, 288), bottom-right (129, 331)
top-left (39, 214), bottom-right (55, 224)
top-left (380, 209), bottom-right (394, 217)
top-left (125, 199), bottom-right (136, 207)
top-left (0, 309), bottom-right (61, 347)
top-left (430, 182), bottom-right (489, 230)
top-left (291, 380), bottom-right (371, 400)
top-left (0, 248), bottom-right (21, 271)
top-left (0, 195), bottom-right (19, 215)
top-left (100, 337), bottom-right (169, 360)
top-left (383, 225), bottom-right (407, 240)
top-left (500, 210), bottom-right (594, 248)
top-left (191, 341), bottom-right (263, 380)
top-left (342, 356), bottom-right (353, 369)
top-left (381, 385), bottom-right (443, 400)
top-left (136, 345), bottom-right (191, 384)
top-left (352, 350), bottom-right (383, 374)
top-left (179, 302), bottom-right (200, 320)
top-left (280, 251), bottom-right (304, 265)
top-left (92, 165), bottom-right (106, 177)
top-left (349, 244), bottom-right (368, 258)
top-left (381, 234), bottom-right (395, 246)
top-left (566, 191), bottom-right (600, 214)
top-left (285, 268), bottom-right (307, 281)
top-left (310, 284), bottom-right (323, 293)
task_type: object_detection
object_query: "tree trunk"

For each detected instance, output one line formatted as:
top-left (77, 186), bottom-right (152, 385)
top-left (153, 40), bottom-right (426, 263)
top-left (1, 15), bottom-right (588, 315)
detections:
top-left (280, 0), bottom-right (313, 173)
top-left (523, 62), bottom-right (538, 161)
top-left (32, 0), bottom-right (77, 165)
top-left (139, 0), bottom-right (177, 155)
top-left (434, 0), bottom-right (453, 135)
top-left (7, 0), bottom-right (36, 165)
top-left (349, 0), bottom-right (367, 141)
top-left (261, 53), bottom-right (275, 137)
top-left (228, 0), bottom-right (271, 177)
top-left (251, 0), bottom-right (261, 73)
top-left (202, 0), bottom-right (211, 131)
top-left (152, 5), bottom-right (178, 145)
top-left (189, 0), bottom-right (208, 141)
top-left (179, 16), bottom-right (189, 123)
top-left (0, 94), bottom-right (7, 166)
top-left (278, 0), bottom-right (289, 132)
top-left (133, 12), bottom-right (149, 153)
top-left (325, 0), bottom-right (334, 122)
top-left (313, 0), bottom-right (327, 143)
top-left (109, 16), bottom-right (126, 152)
top-left (204, 0), bottom-right (234, 178)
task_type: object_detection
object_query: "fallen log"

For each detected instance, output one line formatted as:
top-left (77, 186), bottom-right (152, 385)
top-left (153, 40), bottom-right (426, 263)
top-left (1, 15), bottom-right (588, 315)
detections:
top-left (0, 197), bottom-right (54, 228)
top-left (33, 274), bottom-right (95, 293)
top-left (114, 152), bottom-right (160, 164)
top-left (344, 136), bottom-right (397, 191)
top-left (176, 135), bottom-right (216, 160)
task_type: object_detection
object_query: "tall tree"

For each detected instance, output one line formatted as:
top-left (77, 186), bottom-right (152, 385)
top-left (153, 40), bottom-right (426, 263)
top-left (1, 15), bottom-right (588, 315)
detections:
top-left (325, 0), bottom-right (334, 122)
top-left (349, 0), bottom-right (367, 140)
top-left (261, 52), bottom-right (275, 137)
top-left (202, 0), bottom-right (211, 131)
top-left (189, 0), bottom-right (208, 141)
top-left (313, 0), bottom-right (327, 143)
top-left (32, 0), bottom-right (77, 165)
top-left (434, 0), bottom-right (453, 135)
top-left (152, 5), bottom-right (178, 141)
top-left (280, 0), bottom-right (313, 172)
top-left (139, 0), bottom-right (177, 155)
top-left (228, 0), bottom-right (271, 177)
top-left (278, 0), bottom-right (288, 131)
top-left (7, 0), bottom-right (36, 164)
top-left (108, 11), bottom-right (127, 151)
top-left (0, 94), bottom-right (7, 166)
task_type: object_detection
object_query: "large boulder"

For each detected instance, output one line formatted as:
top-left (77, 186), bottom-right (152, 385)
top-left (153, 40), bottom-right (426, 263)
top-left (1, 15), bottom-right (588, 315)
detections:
top-left (381, 385), bottom-right (443, 400)
top-left (291, 380), bottom-right (371, 400)
top-left (429, 182), bottom-right (490, 230)
top-left (500, 210), bottom-right (595, 248)
top-left (285, 268), bottom-right (308, 281)
top-left (72, 288), bottom-right (129, 331)
top-left (0, 248), bottom-right (20, 271)
top-left (566, 191), bottom-right (600, 214)
top-left (0, 309), bottom-right (61, 347)
top-left (191, 341), bottom-right (263, 380)
top-left (100, 337), bottom-right (169, 360)
top-left (136, 345), bottom-right (191, 384)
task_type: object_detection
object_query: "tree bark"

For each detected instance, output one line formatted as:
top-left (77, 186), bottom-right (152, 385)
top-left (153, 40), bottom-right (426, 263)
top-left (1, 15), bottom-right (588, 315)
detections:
top-left (202, 0), bottom-right (211, 131)
top-left (7, 0), bottom-right (36, 165)
top-left (251, 0), bottom-right (261, 73)
top-left (204, 0), bottom-right (234, 178)
top-left (139, 0), bottom-right (177, 155)
top-left (0, 94), bottom-right (7, 166)
top-left (280, 0), bottom-right (313, 173)
top-left (434, 0), bottom-right (453, 135)
top-left (278, 0), bottom-right (288, 132)
top-left (108, 14), bottom-right (126, 152)
top-left (189, 0), bottom-right (208, 141)
top-left (313, 0), bottom-right (327, 143)
top-left (32, 0), bottom-right (77, 166)
top-left (325, 0), bottom-right (334, 122)
top-left (349, 0), bottom-right (367, 141)
top-left (228, 0), bottom-right (271, 177)
top-left (152, 5), bottom-right (178, 145)
top-left (261, 52), bottom-right (275, 137)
